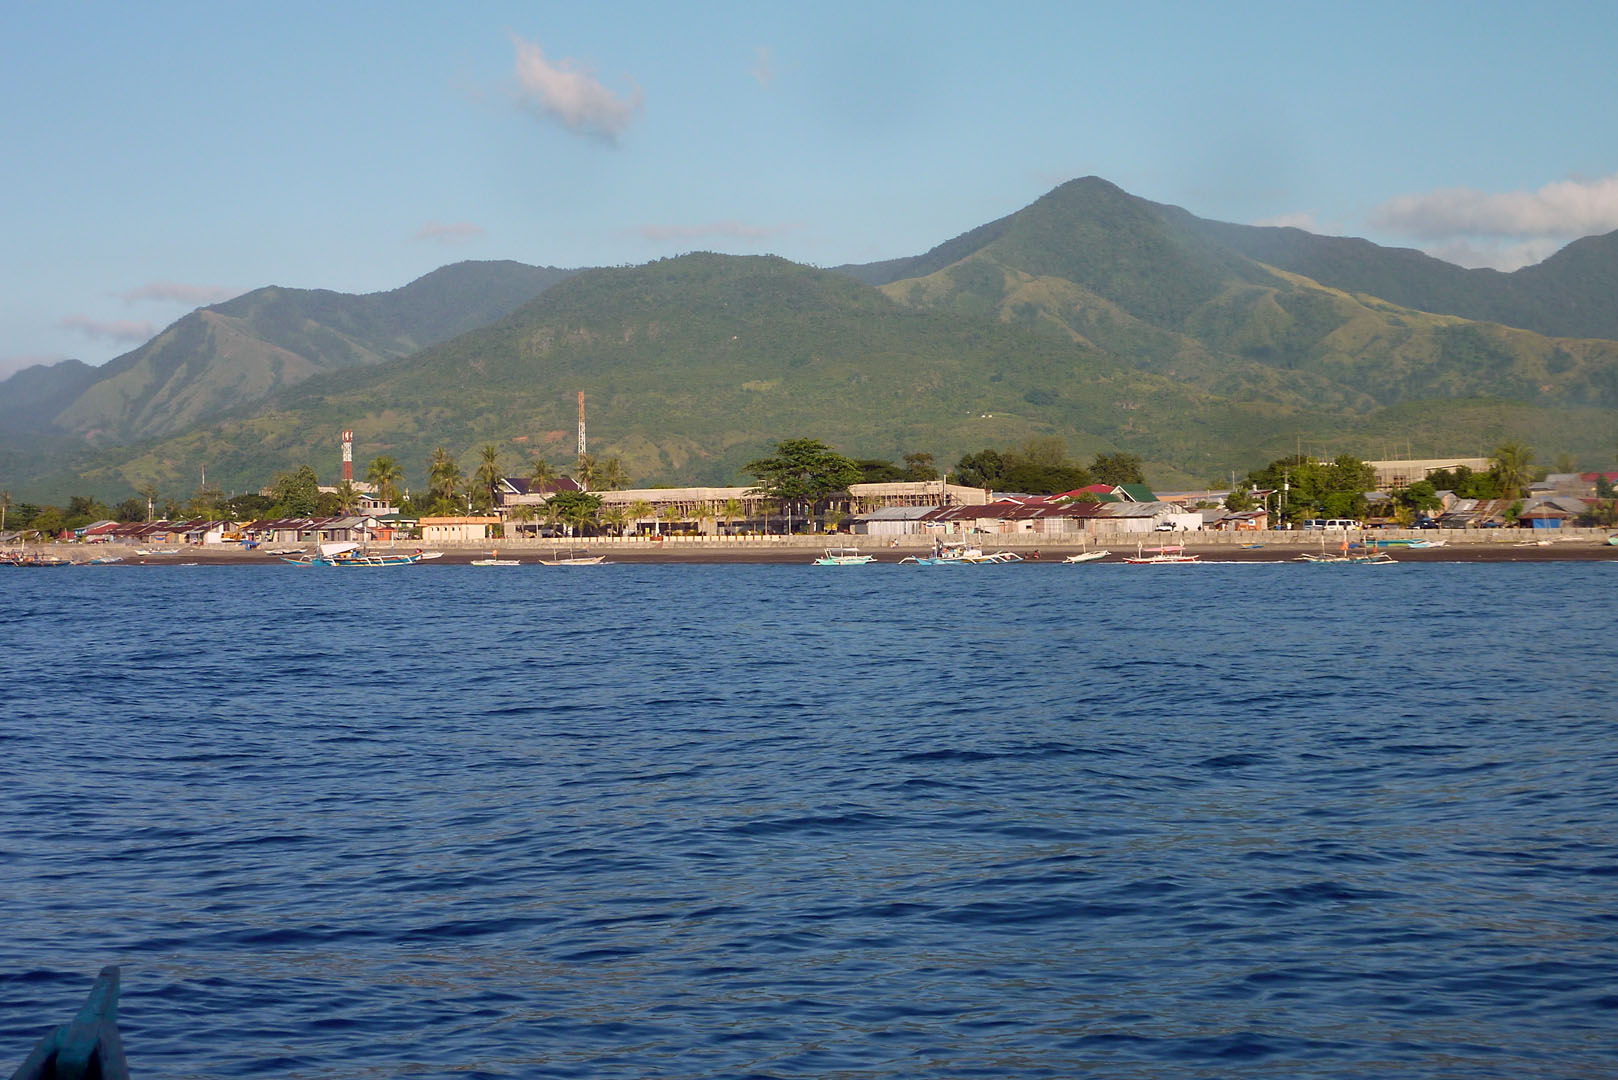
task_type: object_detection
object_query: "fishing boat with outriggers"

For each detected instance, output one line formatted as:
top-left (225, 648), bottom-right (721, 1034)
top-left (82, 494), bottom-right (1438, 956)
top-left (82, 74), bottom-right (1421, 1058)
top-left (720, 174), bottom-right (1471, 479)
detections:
top-left (1122, 543), bottom-right (1200, 564)
top-left (281, 542), bottom-right (421, 567)
top-left (535, 548), bottom-right (607, 566)
top-left (813, 546), bottom-right (876, 565)
top-left (900, 540), bottom-right (1023, 565)
top-left (470, 550), bottom-right (521, 566)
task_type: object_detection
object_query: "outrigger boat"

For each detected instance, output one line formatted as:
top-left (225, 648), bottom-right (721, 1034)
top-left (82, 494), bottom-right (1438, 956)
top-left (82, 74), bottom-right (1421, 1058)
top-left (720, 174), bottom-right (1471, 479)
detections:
top-left (1062, 550), bottom-right (1110, 563)
top-left (535, 548), bottom-right (607, 566)
top-left (813, 546), bottom-right (876, 565)
top-left (281, 542), bottom-right (420, 567)
top-left (1122, 544), bottom-right (1200, 564)
top-left (11, 965), bottom-right (129, 1080)
top-left (900, 541), bottom-right (1022, 565)
top-left (470, 550), bottom-right (521, 566)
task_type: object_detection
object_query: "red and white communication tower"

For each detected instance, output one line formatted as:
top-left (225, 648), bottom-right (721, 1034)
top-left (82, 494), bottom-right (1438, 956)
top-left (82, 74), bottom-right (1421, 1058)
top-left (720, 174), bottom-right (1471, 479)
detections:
top-left (341, 429), bottom-right (354, 482)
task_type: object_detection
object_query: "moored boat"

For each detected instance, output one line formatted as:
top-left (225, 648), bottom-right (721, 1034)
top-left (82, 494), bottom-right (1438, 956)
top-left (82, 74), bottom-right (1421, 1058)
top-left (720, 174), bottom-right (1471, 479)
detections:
top-left (813, 546), bottom-right (875, 565)
top-left (536, 548), bottom-right (607, 566)
top-left (282, 542), bottom-right (420, 567)
top-left (1062, 550), bottom-right (1110, 563)
top-left (1123, 544), bottom-right (1200, 564)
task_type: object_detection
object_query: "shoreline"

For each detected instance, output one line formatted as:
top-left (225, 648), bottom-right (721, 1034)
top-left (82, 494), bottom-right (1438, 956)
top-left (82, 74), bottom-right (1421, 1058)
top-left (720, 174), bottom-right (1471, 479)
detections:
top-left (16, 532), bottom-right (1618, 566)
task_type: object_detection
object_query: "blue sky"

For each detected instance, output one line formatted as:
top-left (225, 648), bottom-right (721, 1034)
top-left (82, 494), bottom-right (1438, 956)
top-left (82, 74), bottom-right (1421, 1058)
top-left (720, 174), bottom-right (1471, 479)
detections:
top-left (4, 1), bottom-right (1617, 379)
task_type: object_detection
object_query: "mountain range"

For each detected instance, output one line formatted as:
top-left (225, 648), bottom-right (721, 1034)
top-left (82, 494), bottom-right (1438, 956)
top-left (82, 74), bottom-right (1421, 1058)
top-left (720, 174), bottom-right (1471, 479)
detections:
top-left (6, 177), bottom-right (1617, 500)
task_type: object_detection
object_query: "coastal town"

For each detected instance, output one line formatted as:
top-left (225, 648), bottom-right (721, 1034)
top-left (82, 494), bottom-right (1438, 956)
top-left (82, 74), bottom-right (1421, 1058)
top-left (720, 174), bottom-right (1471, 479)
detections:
top-left (6, 440), bottom-right (1618, 564)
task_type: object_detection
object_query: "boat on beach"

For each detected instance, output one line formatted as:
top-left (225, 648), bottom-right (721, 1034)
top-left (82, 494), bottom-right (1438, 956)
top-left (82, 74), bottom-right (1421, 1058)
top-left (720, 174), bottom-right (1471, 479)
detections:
top-left (471, 550), bottom-right (521, 566)
top-left (813, 546), bottom-right (876, 565)
top-left (1062, 550), bottom-right (1110, 563)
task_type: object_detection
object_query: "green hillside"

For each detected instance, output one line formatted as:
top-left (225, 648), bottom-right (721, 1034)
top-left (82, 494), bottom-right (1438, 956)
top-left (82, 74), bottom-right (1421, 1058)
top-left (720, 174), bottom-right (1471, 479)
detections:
top-left (13, 179), bottom-right (1618, 504)
top-left (31, 260), bottom-right (574, 445)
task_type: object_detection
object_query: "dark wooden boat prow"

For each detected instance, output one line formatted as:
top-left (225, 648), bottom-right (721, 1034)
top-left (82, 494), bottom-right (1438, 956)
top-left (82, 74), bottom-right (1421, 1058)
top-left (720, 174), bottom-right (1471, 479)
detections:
top-left (9, 966), bottom-right (129, 1080)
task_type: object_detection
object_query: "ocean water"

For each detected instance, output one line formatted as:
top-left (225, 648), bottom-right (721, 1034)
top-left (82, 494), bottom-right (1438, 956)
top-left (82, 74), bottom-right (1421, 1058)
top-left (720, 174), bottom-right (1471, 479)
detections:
top-left (1, 562), bottom-right (1615, 1079)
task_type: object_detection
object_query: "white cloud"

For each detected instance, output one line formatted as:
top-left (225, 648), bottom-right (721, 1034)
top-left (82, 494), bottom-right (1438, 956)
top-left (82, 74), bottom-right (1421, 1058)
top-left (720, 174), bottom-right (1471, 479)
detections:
top-left (1419, 237), bottom-right (1567, 273)
top-left (1370, 174), bottom-right (1618, 240)
top-left (416, 221), bottom-right (486, 244)
top-left (115, 281), bottom-right (243, 306)
top-left (510, 33), bottom-right (642, 141)
top-left (634, 221), bottom-right (779, 243)
top-left (1364, 174), bottom-right (1618, 268)
top-left (60, 315), bottom-right (155, 345)
top-left (752, 46), bottom-right (775, 89)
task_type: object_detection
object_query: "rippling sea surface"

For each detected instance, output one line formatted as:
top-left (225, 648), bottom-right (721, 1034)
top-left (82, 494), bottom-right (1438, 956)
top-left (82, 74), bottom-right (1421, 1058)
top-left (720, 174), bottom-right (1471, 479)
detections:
top-left (2, 562), bottom-right (1615, 1078)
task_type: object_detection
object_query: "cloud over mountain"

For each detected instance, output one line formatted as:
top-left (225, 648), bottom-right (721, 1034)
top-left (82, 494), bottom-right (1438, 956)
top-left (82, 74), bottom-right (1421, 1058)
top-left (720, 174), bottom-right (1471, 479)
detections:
top-left (115, 282), bottom-right (243, 306)
top-left (511, 34), bottom-right (642, 141)
top-left (1370, 174), bottom-right (1618, 269)
top-left (60, 315), bottom-right (154, 344)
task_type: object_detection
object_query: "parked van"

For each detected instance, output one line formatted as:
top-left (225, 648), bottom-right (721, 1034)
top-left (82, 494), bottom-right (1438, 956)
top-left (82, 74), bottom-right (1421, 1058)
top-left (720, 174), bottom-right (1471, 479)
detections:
top-left (1302, 518), bottom-right (1362, 530)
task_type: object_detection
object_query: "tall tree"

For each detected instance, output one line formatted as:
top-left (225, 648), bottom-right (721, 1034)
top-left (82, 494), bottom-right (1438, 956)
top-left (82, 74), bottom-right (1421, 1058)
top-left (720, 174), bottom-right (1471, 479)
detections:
top-left (427, 447), bottom-right (464, 514)
top-left (0, 491), bottom-right (9, 534)
top-left (334, 480), bottom-right (361, 514)
top-left (629, 498), bottom-right (654, 536)
top-left (743, 438), bottom-right (862, 530)
top-left (473, 444), bottom-right (503, 512)
top-left (365, 455), bottom-right (403, 507)
top-left (1091, 452), bottom-right (1145, 486)
top-left (1490, 440), bottom-right (1535, 500)
top-left (269, 465), bottom-right (321, 516)
top-left (599, 456), bottom-right (629, 491)
top-left (575, 453), bottom-right (599, 490)
top-left (528, 454), bottom-right (558, 493)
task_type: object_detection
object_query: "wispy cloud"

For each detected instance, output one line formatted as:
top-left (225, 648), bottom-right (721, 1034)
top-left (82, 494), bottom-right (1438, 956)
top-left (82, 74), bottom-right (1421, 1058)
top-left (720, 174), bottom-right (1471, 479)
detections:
top-left (632, 221), bottom-right (792, 244)
top-left (751, 46), bottom-right (775, 89)
top-left (115, 281), bottom-right (243, 306)
top-left (415, 221), bottom-right (486, 244)
top-left (60, 315), bottom-right (155, 345)
top-left (510, 33), bottom-right (642, 141)
top-left (1368, 174), bottom-right (1618, 269)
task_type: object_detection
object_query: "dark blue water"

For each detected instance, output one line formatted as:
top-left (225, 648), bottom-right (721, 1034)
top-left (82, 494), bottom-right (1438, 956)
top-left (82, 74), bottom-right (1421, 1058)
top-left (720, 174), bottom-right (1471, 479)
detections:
top-left (2, 562), bottom-right (1615, 1078)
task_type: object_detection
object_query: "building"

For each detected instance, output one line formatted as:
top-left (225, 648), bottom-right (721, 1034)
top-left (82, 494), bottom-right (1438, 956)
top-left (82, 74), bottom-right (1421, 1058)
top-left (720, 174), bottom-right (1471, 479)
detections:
top-left (1364, 457), bottom-right (1492, 488)
top-left (420, 516), bottom-right (500, 544)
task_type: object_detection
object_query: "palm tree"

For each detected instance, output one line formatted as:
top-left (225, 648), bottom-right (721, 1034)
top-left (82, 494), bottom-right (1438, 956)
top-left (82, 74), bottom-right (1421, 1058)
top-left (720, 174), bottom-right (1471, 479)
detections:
top-left (334, 480), bottom-right (360, 514)
top-left (599, 456), bottom-right (629, 491)
top-left (691, 504), bottom-right (715, 536)
top-left (0, 490), bottom-right (10, 535)
top-left (1491, 440), bottom-right (1535, 500)
top-left (563, 500), bottom-right (598, 538)
top-left (656, 503), bottom-right (683, 535)
top-left (508, 502), bottom-right (536, 539)
top-left (365, 456), bottom-right (403, 507)
top-left (427, 447), bottom-right (464, 514)
top-left (720, 497), bottom-right (745, 535)
top-left (528, 454), bottom-right (557, 494)
top-left (473, 444), bottom-right (503, 512)
top-left (629, 498), bottom-right (654, 537)
top-left (602, 504), bottom-right (631, 537)
top-left (575, 453), bottom-right (599, 491)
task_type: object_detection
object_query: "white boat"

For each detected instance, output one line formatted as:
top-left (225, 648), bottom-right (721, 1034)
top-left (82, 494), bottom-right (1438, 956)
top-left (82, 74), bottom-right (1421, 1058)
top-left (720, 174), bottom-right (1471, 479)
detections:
top-left (282, 541), bottom-right (420, 567)
top-left (900, 542), bottom-right (1022, 565)
top-left (470, 551), bottom-right (521, 566)
top-left (536, 549), bottom-right (607, 566)
top-left (1062, 550), bottom-right (1110, 563)
top-left (1122, 544), bottom-right (1200, 564)
top-left (813, 547), bottom-right (875, 565)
